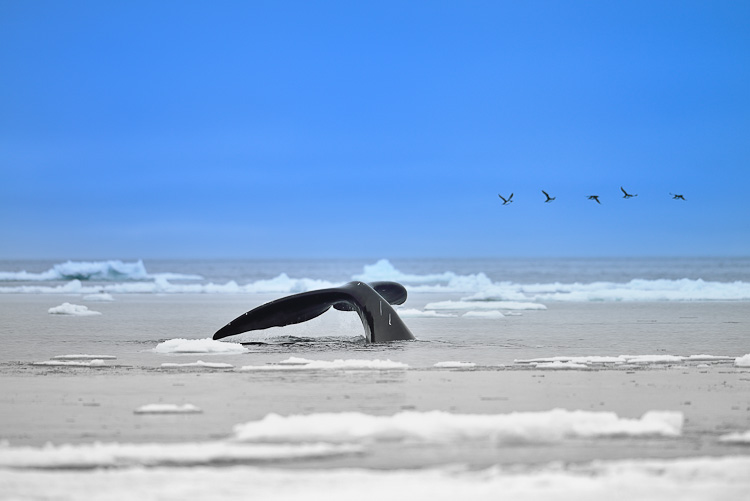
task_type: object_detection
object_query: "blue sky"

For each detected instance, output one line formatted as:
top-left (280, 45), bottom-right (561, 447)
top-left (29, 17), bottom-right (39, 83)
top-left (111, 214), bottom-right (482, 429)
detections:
top-left (1, 0), bottom-right (748, 259)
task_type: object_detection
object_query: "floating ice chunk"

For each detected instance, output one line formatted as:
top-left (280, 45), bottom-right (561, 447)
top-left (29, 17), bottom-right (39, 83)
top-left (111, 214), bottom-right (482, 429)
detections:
top-left (134, 404), bottom-right (202, 414)
top-left (52, 354), bottom-right (116, 360)
top-left (240, 358), bottom-right (409, 371)
top-left (160, 360), bottom-right (234, 369)
top-left (719, 431), bottom-right (750, 444)
top-left (233, 409), bottom-right (683, 444)
top-left (152, 338), bottom-right (249, 354)
top-left (735, 354), bottom-right (750, 367)
top-left (1, 455), bottom-right (749, 498)
top-left (515, 356), bottom-right (626, 365)
top-left (514, 354), bottom-right (727, 366)
top-left (433, 361), bottom-right (476, 368)
top-left (625, 355), bottom-right (685, 364)
top-left (82, 293), bottom-right (114, 301)
top-left (0, 441), bottom-right (358, 469)
top-left (685, 354), bottom-right (734, 361)
top-left (462, 310), bottom-right (505, 319)
top-left (534, 361), bottom-right (590, 370)
top-left (425, 300), bottom-right (546, 311)
top-left (397, 308), bottom-right (457, 318)
top-left (33, 359), bottom-right (106, 367)
top-left (47, 302), bottom-right (101, 316)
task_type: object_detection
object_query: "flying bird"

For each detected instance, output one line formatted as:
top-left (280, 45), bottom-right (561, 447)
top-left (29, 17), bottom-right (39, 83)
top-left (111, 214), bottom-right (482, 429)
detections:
top-left (620, 187), bottom-right (638, 199)
top-left (587, 195), bottom-right (601, 204)
top-left (542, 190), bottom-right (556, 203)
top-left (670, 193), bottom-right (686, 201)
top-left (498, 193), bottom-right (514, 205)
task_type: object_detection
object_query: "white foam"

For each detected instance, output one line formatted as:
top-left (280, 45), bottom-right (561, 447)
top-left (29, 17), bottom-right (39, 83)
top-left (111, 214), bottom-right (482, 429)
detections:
top-left (0, 441), bottom-right (358, 469)
top-left (152, 338), bottom-right (249, 354)
top-left (134, 404), bottom-right (202, 414)
top-left (48, 302), bottom-right (101, 316)
top-left (239, 358), bottom-right (409, 371)
top-left (462, 310), bottom-right (505, 318)
top-left (396, 308), bottom-right (457, 318)
top-left (719, 431), bottom-right (750, 444)
top-left (52, 354), bottom-right (116, 360)
top-left (433, 361), bottom-right (476, 368)
top-left (33, 359), bottom-right (106, 367)
top-left (232, 409), bottom-right (683, 444)
top-left (426, 300), bottom-right (547, 311)
top-left (160, 360), bottom-right (234, 369)
top-left (735, 354), bottom-right (750, 367)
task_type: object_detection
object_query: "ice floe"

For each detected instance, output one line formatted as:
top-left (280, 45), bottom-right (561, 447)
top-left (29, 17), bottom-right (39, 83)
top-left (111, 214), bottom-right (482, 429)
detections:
top-left (239, 358), bottom-right (409, 371)
top-left (134, 404), bottom-right (202, 414)
top-left (396, 308), bottom-right (457, 318)
top-left (533, 361), bottom-right (590, 370)
top-left (160, 360), bottom-right (234, 369)
top-left (433, 361), bottom-right (476, 368)
top-left (462, 310), bottom-right (505, 319)
top-left (0, 441), bottom-right (359, 469)
top-left (4, 259), bottom-right (750, 302)
top-left (47, 302), bottom-right (101, 316)
top-left (51, 354), bottom-right (117, 360)
top-left (32, 359), bottom-right (107, 367)
top-left (426, 300), bottom-right (546, 311)
top-left (152, 338), bottom-right (249, 354)
top-left (232, 409), bottom-right (683, 444)
top-left (719, 431), bottom-right (750, 444)
top-left (1, 456), bottom-right (749, 499)
top-left (82, 292), bottom-right (114, 301)
top-left (0, 260), bottom-right (200, 282)
top-left (514, 354), bottom-right (736, 366)
top-left (735, 354), bottom-right (750, 367)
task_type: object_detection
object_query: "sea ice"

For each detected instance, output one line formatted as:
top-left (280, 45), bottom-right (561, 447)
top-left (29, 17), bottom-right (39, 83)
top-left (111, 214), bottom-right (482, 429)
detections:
top-left (47, 302), bottom-right (101, 316)
top-left (735, 353), bottom-right (750, 367)
top-left (433, 361), bottom-right (476, 368)
top-left (52, 354), bottom-right (116, 360)
top-left (396, 308), bottom-right (457, 318)
top-left (718, 431), bottom-right (750, 444)
top-left (32, 359), bottom-right (106, 367)
top-left (425, 300), bottom-right (546, 311)
top-left (462, 310), bottom-right (505, 318)
top-left (82, 292), bottom-right (114, 301)
top-left (160, 360), bottom-right (234, 369)
top-left (0, 441), bottom-right (359, 469)
top-left (533, 361), bottom-right (590, 370)
top-left (152, 338), bottom-right (249, 354)
top-left (1, 456), bottom-right (749, 500)
top-left (239, 358), bottom-right (409, 371)
top-left (232, 409), bottom-right (683, 444)
top-left (134, 404), bottom-right (202, 414)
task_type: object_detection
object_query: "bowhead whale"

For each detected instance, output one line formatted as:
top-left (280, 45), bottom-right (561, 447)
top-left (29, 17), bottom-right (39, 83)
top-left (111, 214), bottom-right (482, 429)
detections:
top-left (213, 281), bottom-right (415, 343)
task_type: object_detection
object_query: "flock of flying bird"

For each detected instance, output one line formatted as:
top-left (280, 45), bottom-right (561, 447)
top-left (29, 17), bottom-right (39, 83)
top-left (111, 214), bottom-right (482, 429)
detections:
top-left (497, 187), bottom-right (687, 205)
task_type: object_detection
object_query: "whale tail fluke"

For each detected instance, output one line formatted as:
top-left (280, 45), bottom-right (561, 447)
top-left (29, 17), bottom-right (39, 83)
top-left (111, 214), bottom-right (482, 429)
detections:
top-left (213, 281), bottom-right (413, 343)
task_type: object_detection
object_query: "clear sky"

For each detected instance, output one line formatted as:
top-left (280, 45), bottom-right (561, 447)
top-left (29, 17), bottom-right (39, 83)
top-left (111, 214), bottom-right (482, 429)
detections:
top-left (1, 1), bottom-right (748, 259)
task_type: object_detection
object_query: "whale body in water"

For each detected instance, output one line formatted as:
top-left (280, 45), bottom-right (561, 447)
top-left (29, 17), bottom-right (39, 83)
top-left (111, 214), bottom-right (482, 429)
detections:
top-left (213, 281), bottom-right (415, 343)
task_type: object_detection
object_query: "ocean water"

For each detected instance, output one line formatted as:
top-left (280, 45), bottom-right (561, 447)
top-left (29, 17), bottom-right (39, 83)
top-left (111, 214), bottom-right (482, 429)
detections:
top-left (1, 257), bottom-right (749, 499)
top-left (1, 257), bottom-right (748, 365)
